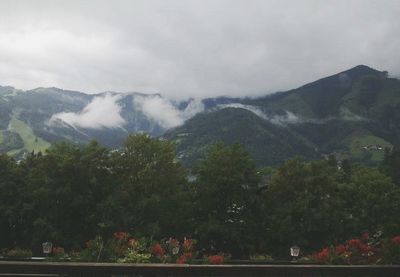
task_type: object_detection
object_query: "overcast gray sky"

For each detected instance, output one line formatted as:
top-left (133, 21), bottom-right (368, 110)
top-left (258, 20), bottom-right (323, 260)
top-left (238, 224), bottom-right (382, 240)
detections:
top-left (0, 0), bottom-right (399, 99)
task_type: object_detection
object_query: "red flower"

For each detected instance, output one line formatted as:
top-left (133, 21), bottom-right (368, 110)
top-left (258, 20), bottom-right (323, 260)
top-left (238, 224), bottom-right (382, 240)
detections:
top-left (151, 243), bottom-right (165, 257)
top-left (391, 235), bottom-right (400, 245)
top-left (314, 247), bottom-right (330, 263)
top-left (359, 244), bottom-right (371, 255)
top-left (176, 256), bottom-right (186, 264)
top-left (208, 255), bottom-right (224, 265)
top-left (176, 252), bottom-right (193, 264)
top-left (183, 238), bottom-right (194, 252)
top-left (335, 244), bottom-right (347, 255)
top-left (113, 231), bottom-right (128, 241)
top-left (347, 238), bottom-right (362, 249)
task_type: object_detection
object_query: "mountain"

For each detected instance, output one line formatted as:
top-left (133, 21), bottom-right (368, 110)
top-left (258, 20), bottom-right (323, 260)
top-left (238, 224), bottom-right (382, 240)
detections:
top-left (0, 86), bottom-right (203, 158)
top-left (1, 65), bottom-right (399, 166)
top-left (165, 65), bottom-right (400, 166)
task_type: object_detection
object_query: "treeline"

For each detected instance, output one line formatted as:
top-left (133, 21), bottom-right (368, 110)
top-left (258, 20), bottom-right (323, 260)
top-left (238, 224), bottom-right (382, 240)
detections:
top-left (1, 134), bottom-right (400, 258)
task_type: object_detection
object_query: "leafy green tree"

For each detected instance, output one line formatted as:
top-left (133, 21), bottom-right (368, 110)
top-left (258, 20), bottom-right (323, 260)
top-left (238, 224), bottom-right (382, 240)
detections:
top-left (18, 141), bottom-right (114, 251)
top-left (0, 154), bottom-right (23, 248)
top-left (343, 165), bottom-right (400, 235)
top-left (106, 134), bottom-right (189, 239)
top-left (262, 159), bottom-right (347, 257)
top-left (192, 143), bottom-right (261, 257)
top-left (381, 148), bottom-right (400, 185)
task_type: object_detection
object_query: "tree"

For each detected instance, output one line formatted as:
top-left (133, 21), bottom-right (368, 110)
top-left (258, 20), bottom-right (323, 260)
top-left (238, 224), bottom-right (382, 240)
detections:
top-left (381, 148), bottom-right (400, 185)
top-left (343, 165), bottom-right (400, 235)
top-left (0, 154), bottom-right (23, 248)
top-left (106, 134), bottom-right (189, 239)
top-left (18, 141), bottom-right (114, 251)
top-left (262, 159), bottom-right (347, 257)
top-left (192, 143), bottom-right (261, 257)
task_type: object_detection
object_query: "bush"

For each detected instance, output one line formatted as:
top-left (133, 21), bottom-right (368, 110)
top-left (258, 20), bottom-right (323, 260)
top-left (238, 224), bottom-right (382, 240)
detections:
top-left (309, 232), bottom-right (400, 265)
top-left (4, 248), bottom-right (32, 258)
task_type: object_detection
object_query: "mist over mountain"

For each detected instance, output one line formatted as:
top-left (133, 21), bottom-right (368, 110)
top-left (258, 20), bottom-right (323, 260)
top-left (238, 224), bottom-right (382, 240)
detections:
top-left (165, 65), bottom-right (400, 166)
top-left (0, 86), bottom-right (204, 157)
top-left (1, 65), bottom-right (400, 166)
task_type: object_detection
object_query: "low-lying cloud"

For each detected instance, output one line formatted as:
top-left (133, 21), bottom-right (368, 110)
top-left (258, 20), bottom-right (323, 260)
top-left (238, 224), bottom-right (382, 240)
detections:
top-left (218, 103), bottom-right (366, 125)
top-left (137, 96), bottom-right (204, 129)
top-left (218, 103), bottom-right (302, 124)
top-left (50, 93), bottom-right (125, 129)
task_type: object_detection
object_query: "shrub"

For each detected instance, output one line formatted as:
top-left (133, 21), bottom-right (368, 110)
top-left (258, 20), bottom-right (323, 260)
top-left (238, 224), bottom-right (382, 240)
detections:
top-left (4, 248), bottom-right (32, 258)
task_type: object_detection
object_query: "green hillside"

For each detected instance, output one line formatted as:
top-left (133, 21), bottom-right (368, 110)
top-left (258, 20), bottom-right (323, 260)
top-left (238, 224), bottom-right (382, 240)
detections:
top-left (348, 134), bottom-right (392, 162)
top-left (166, 65), bottom-right (400, 166)
top-left (8, 115), bottom-right (51, 153)
top-left (166, 108), bottom-right (319, 166)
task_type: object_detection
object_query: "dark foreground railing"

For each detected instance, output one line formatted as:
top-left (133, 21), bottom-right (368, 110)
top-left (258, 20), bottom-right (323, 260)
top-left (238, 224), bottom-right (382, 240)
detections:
top-left (1, 261), bottom-right (400, 277)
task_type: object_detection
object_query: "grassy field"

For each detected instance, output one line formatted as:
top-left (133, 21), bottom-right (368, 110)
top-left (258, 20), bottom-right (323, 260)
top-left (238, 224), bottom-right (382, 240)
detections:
top-left (8, 116), bottom-right (51, 153)
top-left (0, 132), bottom-right (3, 144)
top-left (349, 134), bottom-right (392, 162)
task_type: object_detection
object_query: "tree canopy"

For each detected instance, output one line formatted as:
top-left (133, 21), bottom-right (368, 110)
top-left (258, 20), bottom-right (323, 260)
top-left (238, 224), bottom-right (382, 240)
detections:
top-left (0, 137), bottom-right (399, 258)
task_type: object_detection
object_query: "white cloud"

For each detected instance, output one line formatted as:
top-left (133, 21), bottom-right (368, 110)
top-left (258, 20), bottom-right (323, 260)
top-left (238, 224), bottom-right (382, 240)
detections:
top-left (218, 103), bottom-right (302, 124)
top-left (137, 96), bottom-right (204, 129)
top-left (218, 104), bottom-right (366, 125)
top-left (0, 0), bottom-right (399, 98)
top-left (50, 94), bottom-right (125, 129)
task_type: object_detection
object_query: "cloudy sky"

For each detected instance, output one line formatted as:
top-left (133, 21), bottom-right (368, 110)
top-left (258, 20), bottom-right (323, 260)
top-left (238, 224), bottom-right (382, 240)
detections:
top-left (0, 0), bottom-right (399, 99)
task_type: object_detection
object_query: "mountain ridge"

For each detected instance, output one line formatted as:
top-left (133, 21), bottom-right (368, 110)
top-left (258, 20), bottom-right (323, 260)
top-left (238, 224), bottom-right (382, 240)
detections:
top-left (1, 65), bottom-right (399, 166)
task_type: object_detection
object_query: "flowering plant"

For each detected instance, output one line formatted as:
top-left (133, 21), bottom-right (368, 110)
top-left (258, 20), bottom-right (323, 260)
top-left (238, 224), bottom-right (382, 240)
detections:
top-left (151, 237), bottom-right (197, 264)
top-left (204, 253), bottom-right (230, 265)
top-left (311, 232), bottom-right (400, 265)
top-left (381, 235), bottom-right (400, 264)
top-left (117, 237), bottom-right (151, 263)
top-left (79, 235), bottom-right (105, 262)
top-left (78, 233), bottom-right (198, 264)
top-left (47, 246), bottom-right (70, 261)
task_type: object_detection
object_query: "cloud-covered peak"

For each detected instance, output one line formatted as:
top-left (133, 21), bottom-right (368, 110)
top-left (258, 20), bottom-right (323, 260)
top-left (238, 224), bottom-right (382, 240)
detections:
top-left (50, 93), bottom-right (125, 129)
top-left (137, 95), bottom-right (204, 129)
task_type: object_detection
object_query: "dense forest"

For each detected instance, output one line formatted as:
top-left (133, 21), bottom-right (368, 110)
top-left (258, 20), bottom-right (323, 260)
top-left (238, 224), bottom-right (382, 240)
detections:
top-left (1, 134), bottom-right (400, 259)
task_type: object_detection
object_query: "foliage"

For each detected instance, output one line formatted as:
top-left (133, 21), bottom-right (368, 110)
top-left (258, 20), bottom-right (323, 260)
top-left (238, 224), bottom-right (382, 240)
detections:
top-left (192, 143), bottom-right (261, 257)
top-left (79, 236), bottom-right (106, 262)
top-left (117, 238), bottom-right (151, 264)
top-left (107, 134), bottom-right (190, 239)
top-left (249, 254), bottom-right (274, 262)
top-left (260, 159), bottom-right (400, 258)
top-left (1, 135), bottom-right (400, 262)
top-left (381, 148), bottom-right (400, 185)
top-left (3, 248), bottom-right (32, 258)
top-left (76, 233), bottom-right (198, 264)
top-left (310, 232), bottom-right (400, 265)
